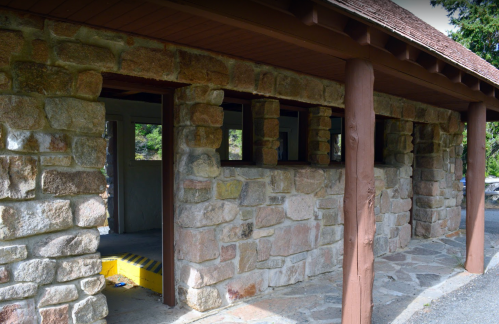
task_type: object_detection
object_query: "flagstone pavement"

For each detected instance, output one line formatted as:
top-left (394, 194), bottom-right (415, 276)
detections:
top-left (104, 230), bottom-right (499, 324)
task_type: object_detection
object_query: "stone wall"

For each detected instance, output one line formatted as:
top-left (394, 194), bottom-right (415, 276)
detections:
top-left (412, 116), bottom-right (464, 238)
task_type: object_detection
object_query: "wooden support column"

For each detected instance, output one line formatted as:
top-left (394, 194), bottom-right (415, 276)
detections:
top-left (342, 59), bottom-right (376, 323)
top-left (465, 102), bottom-right (486, 274)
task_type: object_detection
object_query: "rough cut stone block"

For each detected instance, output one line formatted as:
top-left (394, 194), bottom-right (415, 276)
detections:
top-left (73, 137), bottom-right (106, 168)
top-left (56, 42), bottom-right (115, 69)
top-left (447, 207), bottom-right (461, 231)
top-left (239, 241), bottom-right (257, 273)
top-left (269, 170), bottom-right (293, 192)
top-left (255, 206), bottom-right (285, 228)
top-left (254, 119), bottom-right (279, 139)
top-left (253, 228), bottom-right (274, 239)
top-left (177, 50), bottom-right (229, 86)
top-left (0, 30), bottom-right (23, 68)
top-left (33, 229), bottom-right (100, 257)
top-left (0, 155), bottom-right (37, 200)
top-left (271, 222), bottom-right (320, 256)
top-left (307, 245), bottom-right (339, 277)
top-left (40, 304), bottom-right (69, 324)
top-left (399, 224), bottom-right (411, 248)
top-left (0, 283), bottom-right (37, 301)
top-left (391, 199), bottom-right (412, 213)
top-left (257, 258), bottom-right (284, 269)
top-left (239, 181), bottom-right (266, 206)
top-left (287, 195), bottom-right (315, 221)
top-left (175, 85), bottom-right (224, 106)
top-left (0, 266), bottom-right (9, 283)
top-left (0, 95), bottom-right (45, 130)
top-left (252, 100), bottom-right (279, 118)
top-left (237, 168), bottom-right (268, 180)
top-left (0, 245), bottom-right (27, 264)
top-left (74, 196), bottom-right (107, 228)
top-left (220, 244), bottom-right (236, 262)
top-left (416, 196), bottom-right (444, 209)
top-left (13, 62), bottom-right (73, 96)
top-left (0, 200), bottom-right (72, 241)
top-left (269, 260), bottom-right (305, 287)
top-left (294, 169), bottom-right (325, 194)
top-left (374, 236), bottom-right (389, 257)
top-left (325, 169), bottom-right (345, 195)
top-left (44, 98), bottom-right (105, 134)
top-left (38, 285), bottom-right (78, 307)
top-left (180, 152), bottom-right (221, 178)
top-left (176, 228), bottom-right (219, 263)
top-left (320, 226), bottom-right (343, 245)
top-left (215, 180), bottom-right (243, 199)
top-left (180, 286), bottom-right (222, 312)
top-left (72, 294), bottom-right (108, 324)
top-left (57, 254), bottom-right (101, 282)
top-left (221, 223), bottom-right (253, 243)
top-left (76, 70), bottom-right (102, 98)
top-left (190, 104), bottom-right (223, 127)
top-left (180, 180), bottom-right (212, 203)
top-left (0, 299), bottom-right (36, 323)
top-left (180, 262), bottom-right (235, 289)
top-left (80, 275), bottom-right (105, 295)
top-left (268, 195), bottom-right (286, 205)
top-left (322, 210), bottom-right (341, 226)
top-left (317, 197), bottom-right (337, 209)
top-left (184, 126), bottom-right (222, 149)
top-left (233, 62), bottom-right (255, 90)
top-left (42, 170), bottom-right (106, 196)
top-left (121, 46), bottom-right (174, 79)
top-left (257, 238), bottom-right (272, 262)
top-left (226, 270), bottom-right (268, 302)
top-left (178, 201), bottom-right (239, 228)
top-left (7, 131), bottom-right (68, 153)
top-left (415, 221), bottom-right (443, 238)
top-left (14, 259), bottom-right (56, 285)
top-left (40, 156), bottom-right (72, 167)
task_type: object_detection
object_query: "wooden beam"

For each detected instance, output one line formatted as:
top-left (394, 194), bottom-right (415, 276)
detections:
top-left (344, 19), bottom-right (370, 45)
top-left (462, 73), bottom-right (480, 91)
top-left (441, 65), bottom-right (462, 83)
top-left (289, 0), bottom-right (317, 26)
top-left (369, 27), bottom-right (390, 52)
top-left (342, 59), bottom-right (375, 323)
top-left (385, 37), bottom-right (420, 61)
top-left (162, 92), bottom-right (176, 306)
top-left (416, 52), bottom-right (445, 74)
top-left (465, 101), bottom-right (486, 274)
top-left (480, 81), bottom-right (495, 97)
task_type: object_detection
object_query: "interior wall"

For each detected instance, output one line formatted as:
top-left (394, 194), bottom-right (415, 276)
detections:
top-left (100, 97), bottom-right (162, 233)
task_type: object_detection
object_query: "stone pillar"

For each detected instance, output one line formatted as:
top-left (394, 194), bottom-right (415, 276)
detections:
top-left (252, 99), bottom-right (280, 166)
top-left (308, 107), bottom-right (332, 166)
top-left (174, 85), bottom-right (225, 311)
top-left (465, 102), bottom-right (486, 274)
top-left (342, 59), bottom-right (375, 324)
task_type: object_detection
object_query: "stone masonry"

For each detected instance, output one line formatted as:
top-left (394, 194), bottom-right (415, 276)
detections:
top-left (0, 9), bottom-right (465, 319)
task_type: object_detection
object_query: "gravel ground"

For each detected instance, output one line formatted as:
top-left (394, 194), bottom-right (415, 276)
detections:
top-left (406, 263), bottom-right (499, 323)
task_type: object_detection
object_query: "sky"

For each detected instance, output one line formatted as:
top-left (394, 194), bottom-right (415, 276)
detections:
top-left (391, 0), bottom-right (457, 35)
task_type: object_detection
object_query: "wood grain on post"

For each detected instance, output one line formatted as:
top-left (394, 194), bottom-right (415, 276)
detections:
top-left (465, 102), bottom-right (486, 274)
top-left (342, 59), bottom-right (376, 323)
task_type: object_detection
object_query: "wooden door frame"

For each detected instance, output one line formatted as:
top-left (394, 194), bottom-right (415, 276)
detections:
top-left (102, 73), bottom-right (183, 306)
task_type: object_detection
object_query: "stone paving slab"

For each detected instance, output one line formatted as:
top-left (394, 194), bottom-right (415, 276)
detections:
top-left (164, 231), bottom-right (499, 324)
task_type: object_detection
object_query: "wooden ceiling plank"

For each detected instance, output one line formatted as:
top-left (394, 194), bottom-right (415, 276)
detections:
top-left (48, 0), bottom-right (94, 18)
top-left (29, 0), bottom-right (66, 14)
top-left (8, 0), bottom-right (38, 10)
top-left (176, 23), bottom-right (233, 44)
top-left (67, 0), bottom-right (121, 22)
top-left (120, 7), bottom-right (175, 32)
top-left (150, 16), bottom-right (209, 38)
top-left (104, 2), bottom-right (161, 29)
top-left (86, 1), bottom-right (145, 26)
top-left (133, 11), bottom-right (193, 35)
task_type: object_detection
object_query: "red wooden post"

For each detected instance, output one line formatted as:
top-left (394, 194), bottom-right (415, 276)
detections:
top-left (342, 59), bottom-right (376, 323)
top-left (465, 102), bottom-right (486, 274)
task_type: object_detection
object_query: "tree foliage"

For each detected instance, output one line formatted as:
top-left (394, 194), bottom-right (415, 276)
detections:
top-left (432, 0), bottom-right (499, 176)
top-left (431, 0), bottom-right (499, 68)
top-left (135, 124), bottom-right (162, 160)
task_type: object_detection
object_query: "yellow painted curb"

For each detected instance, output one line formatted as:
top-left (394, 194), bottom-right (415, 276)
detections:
top-left (101, 253), bottom-right (162, 294)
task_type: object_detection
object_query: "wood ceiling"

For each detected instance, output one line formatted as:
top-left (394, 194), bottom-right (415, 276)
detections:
top-left (2, 0), bottom-right (499, 118)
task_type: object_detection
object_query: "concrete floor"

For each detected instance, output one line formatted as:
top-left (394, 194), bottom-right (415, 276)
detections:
top-left (98, 228), bottom-right (162, 262)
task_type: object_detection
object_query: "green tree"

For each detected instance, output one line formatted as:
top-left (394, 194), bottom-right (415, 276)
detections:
top-left (432, 0), bottom-right (499, 176)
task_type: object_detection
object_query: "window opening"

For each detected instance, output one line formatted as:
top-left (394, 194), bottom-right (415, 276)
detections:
top-left (134, 123), bottom-right (162, 161)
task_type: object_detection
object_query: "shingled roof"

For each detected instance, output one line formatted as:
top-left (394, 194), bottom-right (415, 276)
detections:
top-left (323, 0), bottom-right (499, 87)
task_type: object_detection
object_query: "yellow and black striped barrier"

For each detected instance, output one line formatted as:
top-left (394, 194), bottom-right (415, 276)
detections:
top-left (101, 253), bottom-right (162, 294)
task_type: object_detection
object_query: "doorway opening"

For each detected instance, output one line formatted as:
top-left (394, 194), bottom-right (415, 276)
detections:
top-left (96, 74), bottom-right (177, 309)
